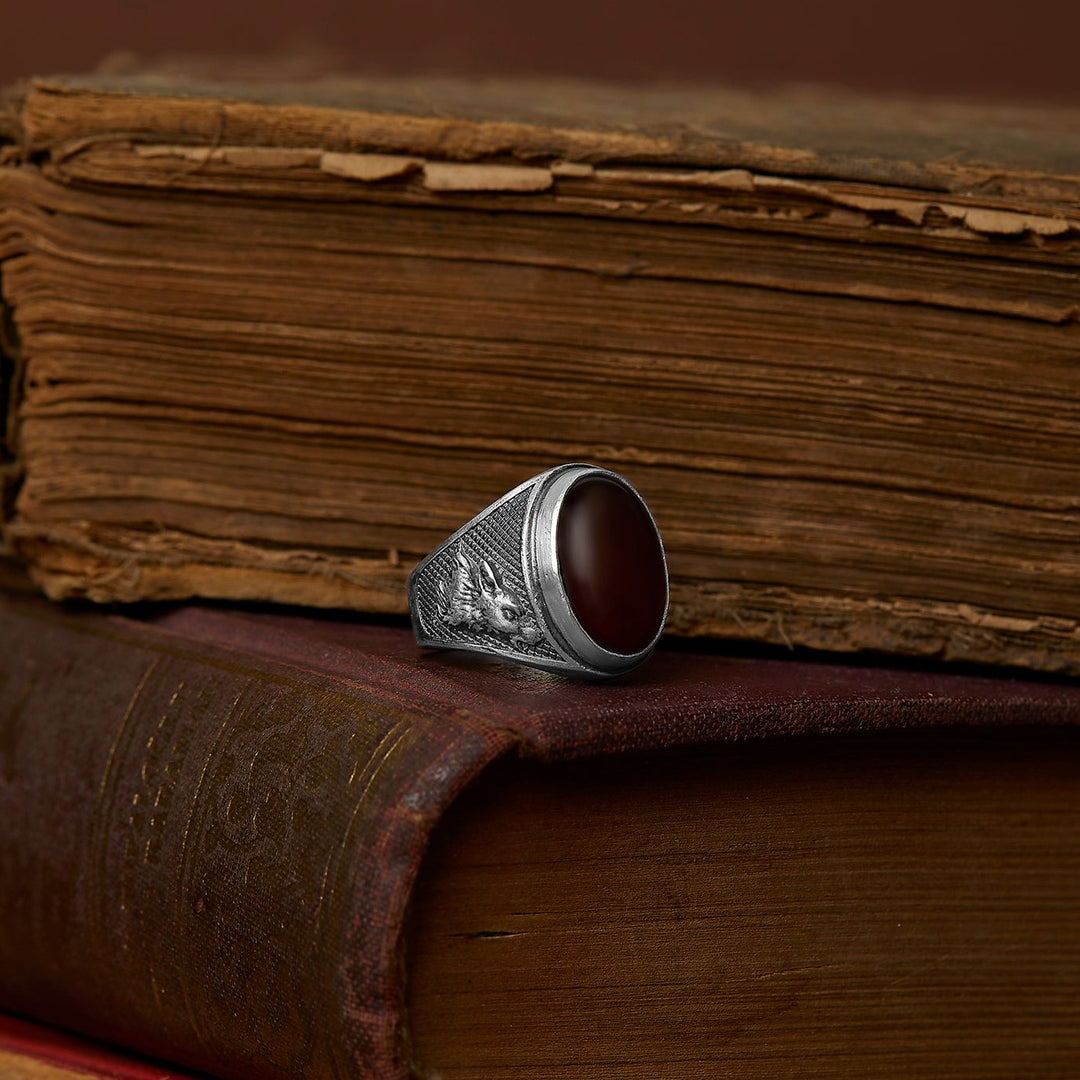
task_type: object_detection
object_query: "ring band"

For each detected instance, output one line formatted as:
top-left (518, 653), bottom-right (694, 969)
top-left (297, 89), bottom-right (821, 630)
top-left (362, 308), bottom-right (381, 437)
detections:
top-left (409, 463), bottom-right (668, 677)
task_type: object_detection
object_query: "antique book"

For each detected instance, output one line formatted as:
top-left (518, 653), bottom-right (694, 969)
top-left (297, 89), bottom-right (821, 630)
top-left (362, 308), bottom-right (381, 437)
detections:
top-left (1, 589), bottom-right (1079, 1079)
top-left (1, 73), bottom-right (1079, 674)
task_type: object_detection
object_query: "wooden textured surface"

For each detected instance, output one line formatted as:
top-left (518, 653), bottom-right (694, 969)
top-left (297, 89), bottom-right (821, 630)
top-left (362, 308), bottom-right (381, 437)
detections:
top-left (2, 76), bottom-right (1080, 671)
top-left (0, 1050), bottom-right (95, 1080)
top-left (408, 729), bottom-right (1080, 1079)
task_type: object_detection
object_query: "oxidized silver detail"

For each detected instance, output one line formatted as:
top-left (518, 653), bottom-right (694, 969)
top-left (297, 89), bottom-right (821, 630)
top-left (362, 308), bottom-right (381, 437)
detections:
top-left (409, 463), bottom-right (668, 678)
top-left (436, 545), bottom-right (543, 649)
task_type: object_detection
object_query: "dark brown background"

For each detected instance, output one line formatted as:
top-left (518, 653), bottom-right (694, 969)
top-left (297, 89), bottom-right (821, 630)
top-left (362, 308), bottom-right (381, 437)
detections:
top-left (4, 0), bottom-right (1080, 102)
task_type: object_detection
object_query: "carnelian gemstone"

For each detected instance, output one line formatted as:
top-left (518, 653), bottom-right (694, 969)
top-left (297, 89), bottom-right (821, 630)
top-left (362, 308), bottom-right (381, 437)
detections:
top-left (556, 476), bottom-right (667, 655)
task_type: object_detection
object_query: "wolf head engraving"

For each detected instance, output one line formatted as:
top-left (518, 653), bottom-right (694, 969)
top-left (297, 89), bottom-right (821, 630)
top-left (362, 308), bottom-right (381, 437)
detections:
top-left (436, 545), bottom-right (542, 647)
top-left (475, 559), bottom-right (524, 635)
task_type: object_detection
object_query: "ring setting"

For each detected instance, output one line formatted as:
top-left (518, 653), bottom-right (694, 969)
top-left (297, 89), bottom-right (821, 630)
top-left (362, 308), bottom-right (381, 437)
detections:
top-left (408, 463), bottom-right (668, 678)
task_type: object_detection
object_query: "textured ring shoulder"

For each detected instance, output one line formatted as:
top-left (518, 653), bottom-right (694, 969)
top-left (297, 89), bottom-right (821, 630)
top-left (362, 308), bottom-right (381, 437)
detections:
top-left (408, 463), bottom-right (668, 678)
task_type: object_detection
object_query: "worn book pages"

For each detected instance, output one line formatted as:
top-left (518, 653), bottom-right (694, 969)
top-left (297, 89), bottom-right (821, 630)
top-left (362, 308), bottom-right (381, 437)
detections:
top-left (1, 75), bottom-right (1079, 671)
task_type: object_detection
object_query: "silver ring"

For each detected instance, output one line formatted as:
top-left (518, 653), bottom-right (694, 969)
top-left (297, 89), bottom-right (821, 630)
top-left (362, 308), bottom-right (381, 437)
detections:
top-left (409, 463), bottom-right (669, 678)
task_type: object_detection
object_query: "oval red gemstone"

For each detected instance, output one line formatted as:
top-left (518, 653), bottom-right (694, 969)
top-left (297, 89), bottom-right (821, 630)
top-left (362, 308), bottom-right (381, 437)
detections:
top-left (556, 476), bottom-right (667, 655)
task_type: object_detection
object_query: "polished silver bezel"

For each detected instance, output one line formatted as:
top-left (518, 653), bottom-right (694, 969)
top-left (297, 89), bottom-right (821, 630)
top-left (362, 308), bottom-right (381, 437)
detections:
top-left (409, 463), bottom-right (668, 678)
top-left (523, 463), bottom-right (668, 676)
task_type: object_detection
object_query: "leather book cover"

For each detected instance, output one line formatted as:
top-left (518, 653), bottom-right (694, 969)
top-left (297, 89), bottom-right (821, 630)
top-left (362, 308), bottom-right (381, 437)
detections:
top-left (1, 591), bottom-right (1078, 1079)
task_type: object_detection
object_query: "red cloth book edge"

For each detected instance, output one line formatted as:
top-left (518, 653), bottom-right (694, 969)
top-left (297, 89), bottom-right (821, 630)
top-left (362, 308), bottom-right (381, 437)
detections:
top-left (0, 1013), bottom-right (208, 1078)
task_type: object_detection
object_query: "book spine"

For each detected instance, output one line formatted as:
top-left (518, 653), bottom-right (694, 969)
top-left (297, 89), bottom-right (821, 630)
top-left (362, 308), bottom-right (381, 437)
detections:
top-left (0, 596), bottom-right (500, 1080)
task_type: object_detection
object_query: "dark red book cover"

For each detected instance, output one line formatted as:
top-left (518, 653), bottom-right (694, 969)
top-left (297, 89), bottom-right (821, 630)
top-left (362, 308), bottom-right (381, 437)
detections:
top-left (1, 591), bottom-right (1078, 1079)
